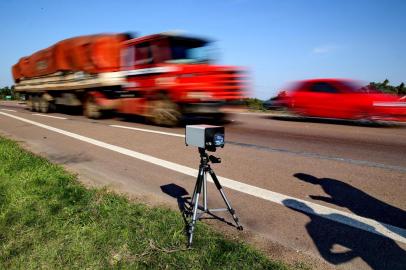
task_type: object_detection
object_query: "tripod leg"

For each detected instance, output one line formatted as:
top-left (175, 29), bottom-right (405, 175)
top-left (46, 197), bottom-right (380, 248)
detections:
top-left (209, 168), bottom-right (243, 230)
top-left (203, 168), bottom-right (208, 211)
top-left (188, 167), bottom-right (204, 246)
top-left (190, 166), bottom-right (203, 209)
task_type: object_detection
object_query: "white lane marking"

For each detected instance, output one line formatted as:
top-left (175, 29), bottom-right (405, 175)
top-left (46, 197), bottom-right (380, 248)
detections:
top-left (1, 110), bottom-right (405, 244)
top-left (32, 114), bottom-right (67, 120)
top-left (0, 109), bottom-right (17, 112)
top-left (110, 124), bottom-right (185, 138)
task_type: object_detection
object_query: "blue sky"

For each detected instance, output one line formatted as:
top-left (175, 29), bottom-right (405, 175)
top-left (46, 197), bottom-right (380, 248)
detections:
top-left (1, 0), bottom-right (405, 98)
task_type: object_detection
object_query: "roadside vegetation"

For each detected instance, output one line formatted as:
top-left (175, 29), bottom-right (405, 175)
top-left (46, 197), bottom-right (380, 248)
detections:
top-left (368, 79), bottom-right (406, 95)
top-left (245, 98), bottom-right (266, 111)
top-left (0, 86), bottom-right (20, 100)
top-left (0, 136), bottom-right (291, 269)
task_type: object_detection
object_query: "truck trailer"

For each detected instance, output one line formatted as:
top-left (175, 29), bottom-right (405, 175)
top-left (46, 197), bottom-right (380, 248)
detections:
top-left (12, 32), bottom-right (247, 125)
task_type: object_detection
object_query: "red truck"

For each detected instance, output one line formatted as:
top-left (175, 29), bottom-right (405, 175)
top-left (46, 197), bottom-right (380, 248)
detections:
top-left (12, 32), bottom-right (247, 125)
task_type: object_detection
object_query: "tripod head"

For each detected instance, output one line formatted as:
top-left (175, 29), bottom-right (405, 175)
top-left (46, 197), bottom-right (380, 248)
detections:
top-left (198, 148), bottom-right (221, 164)
top-left (209, 155), bottom-right (221, 163)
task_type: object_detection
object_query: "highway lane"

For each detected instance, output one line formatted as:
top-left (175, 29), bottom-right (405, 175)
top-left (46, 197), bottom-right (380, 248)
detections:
top-left (226, 114), bottom-right (406, 170)
top-left (4, 101), bottom-right (405, 170)
top-left (0, 102), bottom-right (405, 270)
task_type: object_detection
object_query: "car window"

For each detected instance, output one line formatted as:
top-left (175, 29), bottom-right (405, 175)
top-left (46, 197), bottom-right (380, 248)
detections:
top-left (309, 82), bottom-right (339, 93)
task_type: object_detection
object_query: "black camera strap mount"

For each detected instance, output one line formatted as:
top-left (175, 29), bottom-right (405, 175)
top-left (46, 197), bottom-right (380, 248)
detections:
top-left (188, 147), bottom-right (243, 247)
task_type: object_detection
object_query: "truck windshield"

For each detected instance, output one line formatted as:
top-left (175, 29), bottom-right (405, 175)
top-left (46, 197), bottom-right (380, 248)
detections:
top-left (167, 37), bottom-right (211, 64)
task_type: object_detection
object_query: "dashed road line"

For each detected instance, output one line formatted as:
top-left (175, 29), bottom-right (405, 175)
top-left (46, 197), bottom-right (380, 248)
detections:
top-left (0, 108), bottom-right (17, 112)
top-left (32, 113), bottom-right (67, 120)
top-left (110, 124), bottom-right (184, 137)
top-left (1, 111), bottom-right (405, 244)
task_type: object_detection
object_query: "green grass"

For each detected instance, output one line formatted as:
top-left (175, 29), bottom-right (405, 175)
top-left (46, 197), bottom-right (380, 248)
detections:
top-left (0, 136), bottom-right (290, 269)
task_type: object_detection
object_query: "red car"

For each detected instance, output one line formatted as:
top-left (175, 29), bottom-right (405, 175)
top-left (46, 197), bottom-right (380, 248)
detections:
top-left (276, 79), bottom-right (406, 122)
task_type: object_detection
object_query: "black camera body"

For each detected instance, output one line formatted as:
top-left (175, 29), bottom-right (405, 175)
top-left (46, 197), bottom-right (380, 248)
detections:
top-left (185, 125), bottom-right (225, 152)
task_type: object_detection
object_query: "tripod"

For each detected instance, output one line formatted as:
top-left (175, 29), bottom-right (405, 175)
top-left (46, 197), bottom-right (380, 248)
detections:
top-left (188, 147), bottom-right (243, 246)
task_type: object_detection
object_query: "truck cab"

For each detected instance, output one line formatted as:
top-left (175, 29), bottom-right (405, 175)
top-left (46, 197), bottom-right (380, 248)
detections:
top-left (117, 33), bottom-right (247, 125)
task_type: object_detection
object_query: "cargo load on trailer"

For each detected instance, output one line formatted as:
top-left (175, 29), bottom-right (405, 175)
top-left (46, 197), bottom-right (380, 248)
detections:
top-left (12, 34), bottom-right (128, 79)
top-left (12, 34), bottom-right (129, 91)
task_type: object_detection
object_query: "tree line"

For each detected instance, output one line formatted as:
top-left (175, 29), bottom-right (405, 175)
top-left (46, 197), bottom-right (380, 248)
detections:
top-left (0, 86), bottom-right (20, 100)
top-left (368, 79), bottom-right (406, 95)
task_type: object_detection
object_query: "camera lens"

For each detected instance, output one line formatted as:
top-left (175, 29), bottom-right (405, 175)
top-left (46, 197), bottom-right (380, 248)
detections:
top-left (213, 133), bottom-right (224, 146)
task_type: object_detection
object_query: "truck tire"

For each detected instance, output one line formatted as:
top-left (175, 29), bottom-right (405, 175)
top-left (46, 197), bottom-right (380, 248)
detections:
top-left (27, 95), bottom-right (35, 111)
top-left (33, 96), bottom-right (41, 112)
top-left (84, 96), bottom-right (102, 119)
top-left (148, 95), bottom-right (181, 126)
top-left (39, 93), bottom-right (55, 113)
top-left (39, 96), bottom-right (50, 113)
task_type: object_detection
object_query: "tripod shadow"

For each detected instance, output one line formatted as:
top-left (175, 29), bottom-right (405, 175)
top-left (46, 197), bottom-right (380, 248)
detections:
top-left (160, 183), bottom-right (190, 223)
top-left (294, 173), bottom-right (406, 233)
top-left (282, 199), bottom-right (406, 269)
top-left (160, 183), bottom-right (238, 229)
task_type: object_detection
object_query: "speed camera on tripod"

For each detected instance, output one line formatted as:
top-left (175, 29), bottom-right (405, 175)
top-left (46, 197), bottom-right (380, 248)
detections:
top-left (184, 124), bottom-right (242, 246)
top-left (185, 125), bottom-right (225, 152)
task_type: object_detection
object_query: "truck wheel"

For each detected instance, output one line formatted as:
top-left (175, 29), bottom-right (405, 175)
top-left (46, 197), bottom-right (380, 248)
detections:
top-left (148, 96), bottom-right (181, 126)
top-left (33, 96), bottom-right (41, 112)
top-left (84, 96), bottom-right (101, 119)
top-left (39, 97), bottom-right (50, 113)
top-left (27, 95), bottom-right (35, 111)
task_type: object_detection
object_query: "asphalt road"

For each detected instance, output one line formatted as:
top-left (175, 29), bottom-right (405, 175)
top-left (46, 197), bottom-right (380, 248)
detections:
top-left (1, 101), bottom-right (405, 270)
